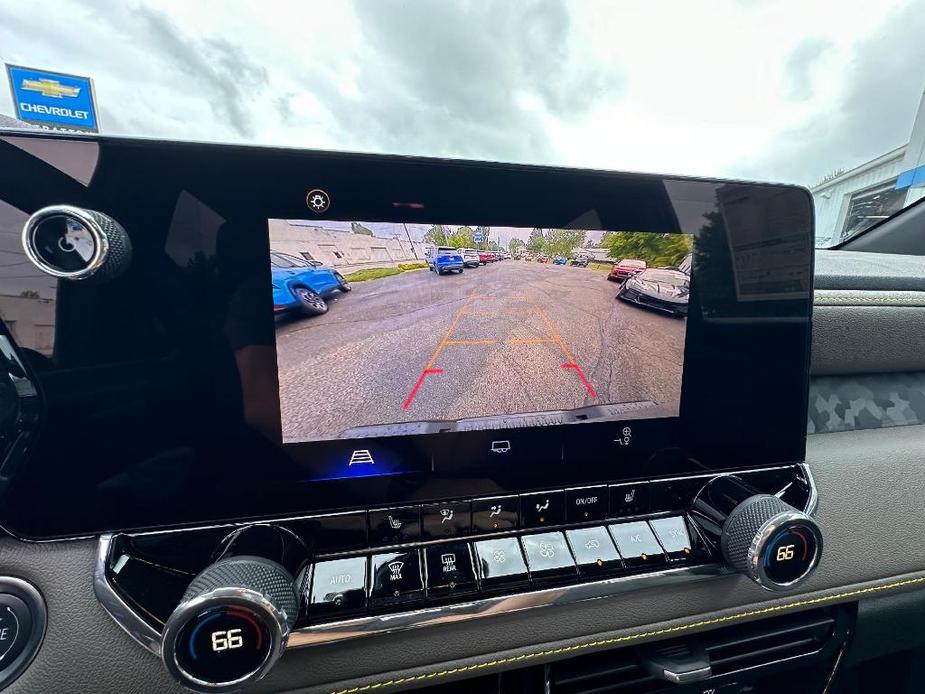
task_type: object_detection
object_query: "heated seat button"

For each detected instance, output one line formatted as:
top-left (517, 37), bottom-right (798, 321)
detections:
top-left (565, 526), bottom-right (624, 576)
top-left (520, 532), bottom-right (577, 582)
top-left (369, 550), bottom-right (424, 608)
top-left (566, 486), bottom-right (608, 522)
top-left (521, 490), bottom-right (566, 528)
top-left (424, 542), bottom-right (478, 598)
top-left (472, 495), bottom-right (519, 533)
top-left (369, 506), bottom-right (421, 546)
top-left (422, 501), bottom-right (471, 539)
top-left (308, 556), bottom-right (368, 620)
top-left (609, 521), bottom-right (666, 567)
top-left (648, 516), bottom-right (694, 560)
top-left (473, 538), bottom-right (529, 591)
top-left (609, 482), bottom-right (650, 518)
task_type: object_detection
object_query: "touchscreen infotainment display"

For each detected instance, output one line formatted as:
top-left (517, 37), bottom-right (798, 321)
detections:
top-left (270, 220), bottom-right (693, 444)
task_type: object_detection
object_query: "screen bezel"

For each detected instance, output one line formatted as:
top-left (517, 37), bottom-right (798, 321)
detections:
top-left (0, 132), bottom-right (814, 539)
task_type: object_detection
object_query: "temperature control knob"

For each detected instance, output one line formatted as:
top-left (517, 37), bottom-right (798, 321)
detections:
top-left (161, 556), bottom-right (299, 692)
top-left (692, 475), bottom-right (822, 592)
top-left (721, 494), bottom-right (822, 591)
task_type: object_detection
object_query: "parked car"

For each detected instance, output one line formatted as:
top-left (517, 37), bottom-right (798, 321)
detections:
top-left (552, 256), bottom-right (567, 265)
top-left (427, 246), bottom-right (465, 274)
top-left (616, 268), bottom-right (690, 316)
top-left (478, 251), bottom-right (492, 264)
top-left (536, 254), bottom-right (549, 263)
top-left (569, 256), bottom-right (591, 267)
top-left (608, 258), bottom-right (647, 282)
top-left (460, 248), bottom-right (481, 268)
top-left (271, 251), bottom-right (350, 316)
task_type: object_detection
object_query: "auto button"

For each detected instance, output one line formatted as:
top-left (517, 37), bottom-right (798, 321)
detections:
top-left (308, 556), bottom-right (368, 620)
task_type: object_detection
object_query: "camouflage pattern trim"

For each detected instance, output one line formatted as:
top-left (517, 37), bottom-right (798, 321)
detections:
top-left (808, 372), bottom-right (925, 434)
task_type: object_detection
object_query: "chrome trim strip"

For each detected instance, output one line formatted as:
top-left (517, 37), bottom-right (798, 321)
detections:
top-left (803, 464), bottom-right (820, 517)
top-left (93, 533), bottom-right (161, 655)
top-left (92, 464), bottom-right (818, 653)
top-left (287, 564), bottom-right (734, 649)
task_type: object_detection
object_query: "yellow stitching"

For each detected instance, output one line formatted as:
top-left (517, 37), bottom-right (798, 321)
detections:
top-left (330, 575), bottom-right (925, 694)
top-left (815, 295), bottom-right (925, 305)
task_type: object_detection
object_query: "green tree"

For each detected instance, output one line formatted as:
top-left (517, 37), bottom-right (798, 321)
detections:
top-left (351, 222), bottom-right (374, 236)
top-left (446, 225), bottom-right (476, 248)
top-left (527, 228), bottom-right (545, 253)
top-left (423, 224), bottom-right (448, 246)
top-left (603, 232), bottom-right (692, 267)
top-left (509, 238), bottom-right (525, 255)
top-left (544, 229), bottom-right (586, 258)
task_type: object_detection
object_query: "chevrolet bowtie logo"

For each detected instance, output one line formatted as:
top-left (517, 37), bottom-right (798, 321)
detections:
top-left (21, 78), bottom-right (80, 99)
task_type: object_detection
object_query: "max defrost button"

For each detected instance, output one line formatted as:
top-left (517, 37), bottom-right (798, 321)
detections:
top-left (308, 556), bottom-right (368, 619)
top-left (370, 550), bottom-right (424, 608)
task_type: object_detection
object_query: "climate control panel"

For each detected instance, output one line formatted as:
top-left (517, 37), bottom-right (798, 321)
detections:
top-left (95, 465), bottom-right (818, 692)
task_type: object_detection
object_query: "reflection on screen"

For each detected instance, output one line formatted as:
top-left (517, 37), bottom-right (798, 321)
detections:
top-left (269, 220), bottom-right (692, 443)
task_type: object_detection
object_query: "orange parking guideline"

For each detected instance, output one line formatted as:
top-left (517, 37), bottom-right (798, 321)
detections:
top-left (403, 293), bottom-right (598, 409)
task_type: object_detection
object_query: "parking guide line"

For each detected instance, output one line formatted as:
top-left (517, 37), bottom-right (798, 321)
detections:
top-left (402, 368), bottom-right (444, 410)
top-left (445, 339), bottom-right (498, 345)
top-left (561, 363), bottom-right (598, 398)
top-left (506, 338), bottom-right (556, 345)
top-left (533, 303), bottom-right (598, 400)
top-left (403, 295), bottom-right (478, 410)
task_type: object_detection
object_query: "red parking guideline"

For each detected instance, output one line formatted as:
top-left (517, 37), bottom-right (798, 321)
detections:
top-left (403, 368), bottom-right (444, 410)
top-left (561, 363), bottom-right (597, 398)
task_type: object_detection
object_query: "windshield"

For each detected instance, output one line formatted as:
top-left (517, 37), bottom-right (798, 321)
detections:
top-left (1, 2), bottom-right (923, 248)
top-left (639, 270), bottom-right (688, 284)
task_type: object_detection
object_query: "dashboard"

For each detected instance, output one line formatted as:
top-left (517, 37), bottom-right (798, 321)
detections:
top-left (0, 131), bottom-right (922, 694)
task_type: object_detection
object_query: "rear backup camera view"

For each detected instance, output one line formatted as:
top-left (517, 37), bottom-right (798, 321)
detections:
top-left (270, 219), bottom-right (693, 443)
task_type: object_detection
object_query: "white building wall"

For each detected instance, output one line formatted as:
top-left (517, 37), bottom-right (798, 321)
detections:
top-left (812, 146), bottom-right (907, 246)
top-left (268, 220), bottom-right (422, 269)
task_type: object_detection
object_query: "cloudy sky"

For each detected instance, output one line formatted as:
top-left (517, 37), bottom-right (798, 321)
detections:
top-left (1, 0), bottom-right (924, 186)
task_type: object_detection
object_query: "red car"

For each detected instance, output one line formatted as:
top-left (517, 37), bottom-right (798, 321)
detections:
top-left (478, 251), bottom-right (493, 264)
top-left (608, 258), bottom-right (647, 282)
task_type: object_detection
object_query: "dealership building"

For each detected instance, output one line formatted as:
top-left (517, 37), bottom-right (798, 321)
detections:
top-left (812, 88), bottom-right (925, 246)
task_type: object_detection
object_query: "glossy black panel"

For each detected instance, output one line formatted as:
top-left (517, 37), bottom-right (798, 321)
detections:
top-left (0, 132), bottom-right (813, 538)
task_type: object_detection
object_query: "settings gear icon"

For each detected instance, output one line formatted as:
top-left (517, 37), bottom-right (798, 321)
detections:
top-left (305, 188), bottom-right (331, 213)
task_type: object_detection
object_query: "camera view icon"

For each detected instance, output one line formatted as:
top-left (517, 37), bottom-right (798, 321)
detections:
top-left (348, 449), bottom-right (375, 466)
top-left (490, 440), bottom-right (511, 454)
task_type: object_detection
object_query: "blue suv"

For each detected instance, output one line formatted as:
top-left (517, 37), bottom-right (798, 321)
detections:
top-left (271, 251), bottom-right (351, 316)
top-left (427, 246), bottom-right (465, 275)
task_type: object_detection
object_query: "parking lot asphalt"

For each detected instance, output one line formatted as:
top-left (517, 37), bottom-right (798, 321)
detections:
top-left (275, 261), bottom-right (686, 442)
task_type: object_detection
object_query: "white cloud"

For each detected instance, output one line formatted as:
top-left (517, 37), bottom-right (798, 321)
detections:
top-left (0, 0), bottom-right (920, 184)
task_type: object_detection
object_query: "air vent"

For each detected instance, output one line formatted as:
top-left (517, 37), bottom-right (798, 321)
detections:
top-left (548, 607), bottom-right (846, 694)
top-left (705, 609), bottom-right (836, 675)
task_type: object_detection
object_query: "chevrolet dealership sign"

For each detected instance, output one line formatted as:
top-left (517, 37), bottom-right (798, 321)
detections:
top-left (6, 64), bottom-right (99, 132)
